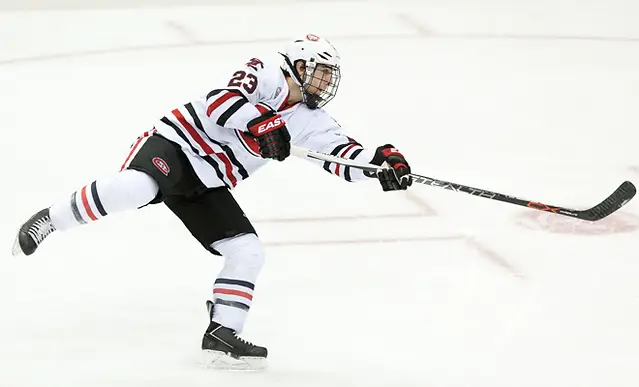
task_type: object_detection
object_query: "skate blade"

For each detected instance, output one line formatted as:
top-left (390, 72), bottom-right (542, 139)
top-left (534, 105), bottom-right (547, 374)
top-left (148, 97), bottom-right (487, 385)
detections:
top-left (11, 233), bottom-right (24, 257)
top-left (201, 350), bottom-right (267, 371)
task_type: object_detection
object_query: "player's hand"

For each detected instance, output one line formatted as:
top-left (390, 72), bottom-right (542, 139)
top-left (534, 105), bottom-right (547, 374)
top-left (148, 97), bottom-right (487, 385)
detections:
top-left (247, 111), bottom-right (291, 161)
top-left (371, 144), bottom-right (412, 191)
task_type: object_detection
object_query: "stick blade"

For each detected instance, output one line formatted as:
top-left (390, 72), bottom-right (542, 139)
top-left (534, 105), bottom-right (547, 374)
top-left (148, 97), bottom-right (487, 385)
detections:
top-left (577, 181), bottom-right (636, 221)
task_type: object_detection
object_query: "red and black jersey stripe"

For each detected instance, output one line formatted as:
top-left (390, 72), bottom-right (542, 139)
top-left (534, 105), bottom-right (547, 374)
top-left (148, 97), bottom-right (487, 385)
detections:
top-left (322, 140), bottom-right (364, 182)
top-left (171, 108), bottom-right (240, 187)
top-left (185, 103), bottom-right (249, 180)
top-left (160, 116), bottom-right (231, 189)
top-left (206, 89), bottom-right (249, 127)
top-left (344, 148), bottom-right (363, 182)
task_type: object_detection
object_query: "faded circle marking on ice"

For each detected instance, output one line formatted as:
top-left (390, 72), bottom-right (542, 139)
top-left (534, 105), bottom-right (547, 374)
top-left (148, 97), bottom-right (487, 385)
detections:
top-left (515, 211), bottom-right (639, 235)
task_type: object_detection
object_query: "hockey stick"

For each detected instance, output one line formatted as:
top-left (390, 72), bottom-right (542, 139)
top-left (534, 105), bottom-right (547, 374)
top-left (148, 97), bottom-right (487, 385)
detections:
top-left (291, 146), bottom-right (636, 222)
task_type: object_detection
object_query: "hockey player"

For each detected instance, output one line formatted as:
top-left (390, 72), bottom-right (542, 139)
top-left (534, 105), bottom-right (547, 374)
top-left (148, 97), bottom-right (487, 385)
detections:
top-left (11, 33), bottom-right (413, 370)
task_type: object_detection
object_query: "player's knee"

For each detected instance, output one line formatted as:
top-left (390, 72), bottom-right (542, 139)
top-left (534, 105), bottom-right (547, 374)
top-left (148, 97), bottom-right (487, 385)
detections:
top-left (99, 169), bottom-right (160, 212)
top-left (212, 233), bottom-right (265, 269)
top-left (122, 169), bottom-right (160, 204)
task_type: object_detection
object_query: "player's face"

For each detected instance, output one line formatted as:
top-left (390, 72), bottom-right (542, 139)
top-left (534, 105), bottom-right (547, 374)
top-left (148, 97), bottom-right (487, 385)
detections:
top-left (306, 65), bottom-right (334, 95)
top-left (296, 62), bottom-right (334, 96)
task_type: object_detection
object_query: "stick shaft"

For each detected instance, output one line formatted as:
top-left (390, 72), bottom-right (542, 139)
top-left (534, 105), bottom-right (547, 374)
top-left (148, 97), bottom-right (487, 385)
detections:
top-left (291, 146), bottom-right (636, 221)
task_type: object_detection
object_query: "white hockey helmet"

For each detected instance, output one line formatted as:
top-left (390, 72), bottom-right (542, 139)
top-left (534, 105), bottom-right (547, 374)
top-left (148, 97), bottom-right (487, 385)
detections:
top-left (280, 33), bottom-right (341, 109)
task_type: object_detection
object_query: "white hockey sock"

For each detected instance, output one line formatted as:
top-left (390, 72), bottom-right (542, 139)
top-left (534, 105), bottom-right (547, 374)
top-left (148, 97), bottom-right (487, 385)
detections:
top-left (49, 169), bottom-right (160, 231)
top-left (210, 233), bottom-right (266, 333)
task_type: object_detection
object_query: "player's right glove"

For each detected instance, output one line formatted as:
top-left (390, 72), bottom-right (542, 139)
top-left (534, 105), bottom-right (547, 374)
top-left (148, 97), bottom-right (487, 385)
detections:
top-left (247, 111), bottom-right (291, 161)
top-left (370, 144), bottom-right (413, 191)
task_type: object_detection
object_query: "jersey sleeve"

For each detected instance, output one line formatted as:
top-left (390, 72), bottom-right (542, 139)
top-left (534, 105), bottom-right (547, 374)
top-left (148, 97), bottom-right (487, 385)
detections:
top-left (294, 114), bottom-right (376, 182)
top-left (204, 58), bottom-right (287, 131)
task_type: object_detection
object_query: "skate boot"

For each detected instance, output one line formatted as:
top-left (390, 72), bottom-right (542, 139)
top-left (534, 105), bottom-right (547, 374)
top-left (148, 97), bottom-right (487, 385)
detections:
top-left (12, 208), bottom-right (56, 257)
top-left (201, 300), bottom-right (267, 371)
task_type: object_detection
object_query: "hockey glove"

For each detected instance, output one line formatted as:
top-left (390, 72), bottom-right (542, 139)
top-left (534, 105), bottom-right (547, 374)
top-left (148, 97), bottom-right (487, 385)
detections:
top-left (247, 111), bottom-right (291, 161)
top-left (371, 144), bottom-right (413, 191)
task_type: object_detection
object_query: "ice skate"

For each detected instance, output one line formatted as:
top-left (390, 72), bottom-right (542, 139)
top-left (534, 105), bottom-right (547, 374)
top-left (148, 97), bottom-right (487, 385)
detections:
top-left (12, 208), bottom-right (56, 257)
top-left (201, 300), bottom-right (267, 371)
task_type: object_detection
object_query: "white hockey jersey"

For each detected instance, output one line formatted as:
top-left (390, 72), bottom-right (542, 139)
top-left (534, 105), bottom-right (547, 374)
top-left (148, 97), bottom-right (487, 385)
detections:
top-left (149, 56), bottom-right (376, 189)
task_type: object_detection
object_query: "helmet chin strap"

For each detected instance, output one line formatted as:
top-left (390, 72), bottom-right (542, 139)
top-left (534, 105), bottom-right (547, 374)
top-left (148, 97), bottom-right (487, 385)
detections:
top-left (303, 93), bottom-right (322, 110)
top-left (299, 60), bottom-right (321, 109)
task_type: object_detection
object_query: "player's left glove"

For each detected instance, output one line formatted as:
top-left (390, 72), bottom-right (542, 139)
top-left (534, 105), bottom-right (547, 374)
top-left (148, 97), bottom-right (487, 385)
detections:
top-left (371, 144), bottom-right (413, 191)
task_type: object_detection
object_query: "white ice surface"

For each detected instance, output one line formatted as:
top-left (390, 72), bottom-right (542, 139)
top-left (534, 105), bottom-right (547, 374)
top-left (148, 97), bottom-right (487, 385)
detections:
top-left (1, 1), bottom-right (638, 386)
